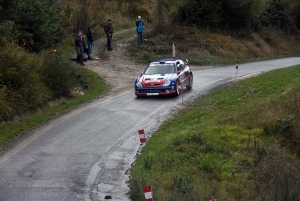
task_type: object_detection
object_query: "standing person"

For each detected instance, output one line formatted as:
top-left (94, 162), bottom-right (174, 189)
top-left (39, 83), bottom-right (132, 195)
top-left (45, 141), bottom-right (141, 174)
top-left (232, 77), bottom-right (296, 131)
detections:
top-left (104, 19), bottom-right (113, 51)
top-left (75, 30), bottom-right (85, 66)
top-left (135, 16), bottom-right (144, 44)
top-left (87, 26), bottom-right (93, 60)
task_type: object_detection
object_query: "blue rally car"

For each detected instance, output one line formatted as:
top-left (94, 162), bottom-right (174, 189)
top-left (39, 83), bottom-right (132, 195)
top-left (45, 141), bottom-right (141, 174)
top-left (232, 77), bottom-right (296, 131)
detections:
top-left (135, 57), bottom-right (193, 97)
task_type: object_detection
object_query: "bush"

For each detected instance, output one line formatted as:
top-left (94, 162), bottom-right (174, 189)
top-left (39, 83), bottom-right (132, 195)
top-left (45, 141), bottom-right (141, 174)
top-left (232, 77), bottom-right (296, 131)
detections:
top-left (39, 55), bottom-right (86, 98)
top-left (0, 45), bottom-right (50, 120)
top-left (259, 0), bottom-right (298, 34)
top-left (6, 0), bottom-right (62, 52)
top-left (0, 44), bottom-right (89, 121)
top-left (275, 114), bottom-right (295, 139)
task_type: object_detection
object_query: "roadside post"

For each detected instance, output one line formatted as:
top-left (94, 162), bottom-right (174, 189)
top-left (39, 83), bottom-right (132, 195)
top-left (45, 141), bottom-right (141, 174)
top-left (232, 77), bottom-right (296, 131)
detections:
top-left (178, 82), bottom-right (182, 94)
top-left (172, 43), bottom-right (176, 57)
top-left (138, 129), bottom-right (146, 144)
top-left (235, 60), bottom-right (239, 79)
top-left (144, 185), bottom-right (153, 201)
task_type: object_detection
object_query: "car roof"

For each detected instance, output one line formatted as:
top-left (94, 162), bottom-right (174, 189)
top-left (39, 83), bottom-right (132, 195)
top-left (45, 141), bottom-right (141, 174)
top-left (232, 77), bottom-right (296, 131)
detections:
top-left (150, 57), bottom-right (188, 64)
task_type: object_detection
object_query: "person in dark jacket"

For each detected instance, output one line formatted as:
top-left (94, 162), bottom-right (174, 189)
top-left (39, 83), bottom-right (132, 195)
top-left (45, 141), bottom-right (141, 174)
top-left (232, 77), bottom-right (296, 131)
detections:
top-left (87, 26), bottom-right (93, 60)
top-left (75, 30), bottom-right (85, 66)
top-left (135, 16), bottom-right (144, 44)
top-left (104, 19), bottom-right (113, 51)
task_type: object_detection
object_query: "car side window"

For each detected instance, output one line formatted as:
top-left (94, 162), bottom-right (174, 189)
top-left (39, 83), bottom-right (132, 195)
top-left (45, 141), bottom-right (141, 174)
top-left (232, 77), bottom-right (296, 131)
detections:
top-left (178, 64), bottom-right (184, 72)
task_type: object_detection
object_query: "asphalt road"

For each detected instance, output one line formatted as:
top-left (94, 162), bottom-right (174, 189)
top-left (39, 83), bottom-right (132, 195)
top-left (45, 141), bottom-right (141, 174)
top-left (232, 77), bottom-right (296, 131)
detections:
top-left (0, 58), bottom-right (300, 201)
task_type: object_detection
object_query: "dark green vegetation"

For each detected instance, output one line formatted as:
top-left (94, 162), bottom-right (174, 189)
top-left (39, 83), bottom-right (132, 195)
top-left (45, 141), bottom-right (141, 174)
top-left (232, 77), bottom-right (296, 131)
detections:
top-left (0, 46), bottom-right (108, 146)
top-left (127, 65), bottom-right (300, 201)
top-left (0, 0), bottom-right (62, 52)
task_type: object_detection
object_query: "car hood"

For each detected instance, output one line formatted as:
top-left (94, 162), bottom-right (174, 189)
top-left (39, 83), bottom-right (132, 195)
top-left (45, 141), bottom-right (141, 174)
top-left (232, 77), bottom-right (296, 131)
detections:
top-left (138, 74), bottom-right (176, 87)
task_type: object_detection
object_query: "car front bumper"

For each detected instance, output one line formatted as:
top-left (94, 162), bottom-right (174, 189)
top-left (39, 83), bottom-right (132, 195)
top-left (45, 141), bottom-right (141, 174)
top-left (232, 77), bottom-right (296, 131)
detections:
top-left (135, 87), bottom-right (177, 96)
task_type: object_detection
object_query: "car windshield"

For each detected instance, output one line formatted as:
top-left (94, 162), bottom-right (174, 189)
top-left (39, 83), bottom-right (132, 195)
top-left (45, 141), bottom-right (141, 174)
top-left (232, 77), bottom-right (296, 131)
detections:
top-left (144, 64), bottom-right (175, 75)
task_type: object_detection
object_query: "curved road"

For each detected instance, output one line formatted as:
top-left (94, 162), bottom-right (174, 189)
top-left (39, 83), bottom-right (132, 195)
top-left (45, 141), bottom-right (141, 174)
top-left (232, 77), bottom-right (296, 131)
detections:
top-left (0, 58), bottom-right (300, 201)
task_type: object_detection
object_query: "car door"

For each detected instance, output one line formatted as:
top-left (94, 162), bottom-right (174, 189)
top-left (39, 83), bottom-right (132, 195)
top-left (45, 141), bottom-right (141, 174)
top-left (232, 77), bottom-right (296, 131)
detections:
top-left (176, 63), bottom-right (185, 84)
top-left (179, 63), bottom-right (191, 86)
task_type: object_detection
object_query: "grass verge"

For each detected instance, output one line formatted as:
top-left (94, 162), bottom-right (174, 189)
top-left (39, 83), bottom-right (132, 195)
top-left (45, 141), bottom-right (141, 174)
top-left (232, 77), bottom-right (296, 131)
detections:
top-left (0, 68), bottom-right (108, 149)
top-left (127, 25), bottom-right (300, 65)
top-left (127, 65), bottom-right (300, 201)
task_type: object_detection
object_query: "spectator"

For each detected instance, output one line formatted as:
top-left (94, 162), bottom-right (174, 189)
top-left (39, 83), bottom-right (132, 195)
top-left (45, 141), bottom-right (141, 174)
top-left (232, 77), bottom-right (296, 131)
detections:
top-left (75, 30), bottom-right (85, 66)
top-left (87, 26), bottom-right (94, 60)
top-left (135, 16), bottom-right (144, 44)
top-left (104, 19), bottom-right (113, 51)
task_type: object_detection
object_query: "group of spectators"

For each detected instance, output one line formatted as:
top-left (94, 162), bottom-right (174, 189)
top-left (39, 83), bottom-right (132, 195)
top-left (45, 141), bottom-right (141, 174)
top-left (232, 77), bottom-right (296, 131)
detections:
top-left (75, 16), bottom-right (144, 66)
top-left (74, 27), bottom-right (94, 66)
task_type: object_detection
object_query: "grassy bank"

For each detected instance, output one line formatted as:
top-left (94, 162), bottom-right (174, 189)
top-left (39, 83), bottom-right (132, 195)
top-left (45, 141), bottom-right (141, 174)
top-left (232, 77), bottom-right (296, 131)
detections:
top-left (127, 26), bottom-right (300, 65)
top-left (0, 68), bottom-right (108, 149)
top-left (127, 65), bottom-right (300, 201)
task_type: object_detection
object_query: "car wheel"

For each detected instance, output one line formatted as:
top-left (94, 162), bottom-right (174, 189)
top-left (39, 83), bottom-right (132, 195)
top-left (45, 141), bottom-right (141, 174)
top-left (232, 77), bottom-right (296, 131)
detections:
top-left (175, 80), bottom-right (181, 96)
top-left (186, 74), bottom-right (193, 90)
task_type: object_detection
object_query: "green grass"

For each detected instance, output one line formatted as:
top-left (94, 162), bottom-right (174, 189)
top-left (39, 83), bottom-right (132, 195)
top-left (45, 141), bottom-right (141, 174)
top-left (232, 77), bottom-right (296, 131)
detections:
top-left (127, 65), bottom-right (300, 201)
top-left (0, 68), bottom-right (109, 148)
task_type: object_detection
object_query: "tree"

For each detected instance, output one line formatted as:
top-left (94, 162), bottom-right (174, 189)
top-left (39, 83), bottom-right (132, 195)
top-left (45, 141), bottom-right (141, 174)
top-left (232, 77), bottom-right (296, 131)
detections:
top-left (7, 0), bottom-right (62, 52)
top-left (259, 0), bottom-right (298, 33)
top-left (179, 0), bottom-right (257, 32)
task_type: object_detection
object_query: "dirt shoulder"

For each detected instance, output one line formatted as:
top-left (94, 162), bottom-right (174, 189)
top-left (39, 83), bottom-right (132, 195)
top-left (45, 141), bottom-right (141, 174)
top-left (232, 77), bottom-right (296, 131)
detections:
top-left (83, 31), bottom-right (145, 96)
top-left (83, 30), bottom-right (212, 96)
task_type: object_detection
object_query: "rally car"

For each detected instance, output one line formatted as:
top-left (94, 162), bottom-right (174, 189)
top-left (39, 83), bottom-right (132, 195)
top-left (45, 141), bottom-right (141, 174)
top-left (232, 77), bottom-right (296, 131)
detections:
top-left (135, 57), bottom-right (193, 97)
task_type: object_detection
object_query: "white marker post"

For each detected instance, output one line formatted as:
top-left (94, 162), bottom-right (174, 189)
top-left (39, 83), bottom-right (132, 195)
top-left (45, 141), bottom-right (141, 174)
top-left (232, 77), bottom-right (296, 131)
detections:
top-left (172, 43), bottom-right (176, 57)
top-left (138, 129), bottom-right (146, 144)
top-left (235, 60), bottom-right (239, 79)
top-left (144, 186), bottom-right (153, 201)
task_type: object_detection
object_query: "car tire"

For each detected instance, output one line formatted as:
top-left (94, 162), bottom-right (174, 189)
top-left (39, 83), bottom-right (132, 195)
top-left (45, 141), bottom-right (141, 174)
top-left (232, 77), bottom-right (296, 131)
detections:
top-left (186, 74), bottom-right (193, 90)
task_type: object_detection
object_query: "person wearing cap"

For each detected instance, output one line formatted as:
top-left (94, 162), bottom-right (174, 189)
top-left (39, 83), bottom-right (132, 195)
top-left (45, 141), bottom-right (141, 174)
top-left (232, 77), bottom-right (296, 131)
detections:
top-left (135, 16), bottom-right (144, 44)
top-left (105, 19), bottom-right (114, 51)
top-left (75, 30), bottom-right (85, 66)
top-left (87, 26), bottom-right (94, 59)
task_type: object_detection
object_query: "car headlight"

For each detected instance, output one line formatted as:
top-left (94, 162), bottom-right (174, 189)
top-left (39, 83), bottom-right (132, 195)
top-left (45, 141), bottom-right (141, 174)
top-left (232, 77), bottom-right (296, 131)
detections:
top-left (163, 80), bottom-right (171, 86)
top-left (136, 82), bottom-right (142, 87)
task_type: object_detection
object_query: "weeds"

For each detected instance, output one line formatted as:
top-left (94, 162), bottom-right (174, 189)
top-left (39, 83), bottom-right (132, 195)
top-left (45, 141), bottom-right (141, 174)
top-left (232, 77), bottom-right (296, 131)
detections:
top-left (127, 24), bottom-right (300, 65)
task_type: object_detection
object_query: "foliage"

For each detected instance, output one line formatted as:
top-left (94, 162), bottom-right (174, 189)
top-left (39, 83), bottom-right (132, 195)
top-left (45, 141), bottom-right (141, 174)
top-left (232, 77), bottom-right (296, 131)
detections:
top-left (0, 45), bottom-right (89, 121)
top-left (0, 45), bottom-right (49, 120)
top-left (3, 0), bottom-right (62, 52)
top-left (39, 55), bottom-right (87, 98)
top-left (0, 68), bottom-right (108, 147)
top-left (176, 0), bottom-right (300, 34)
top-left (127, 24), bottom-right (300, 65)
top-left (258, 0), bottom-right (298, 33)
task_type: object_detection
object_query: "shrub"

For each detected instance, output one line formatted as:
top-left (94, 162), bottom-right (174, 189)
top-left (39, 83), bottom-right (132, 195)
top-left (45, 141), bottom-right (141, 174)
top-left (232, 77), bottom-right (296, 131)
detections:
top-left (275, 114), bottom-right (295, 139)
top-left (0, 44), bottom-right (89, 121)
top-left (39, 55), bottom-right (87, 98)
top-left (0, 45), bottom-right (50, 120)
top-left (6, 0), bottom-right (62, 52)
top-left (258, 0), bottom-right (298, 34)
